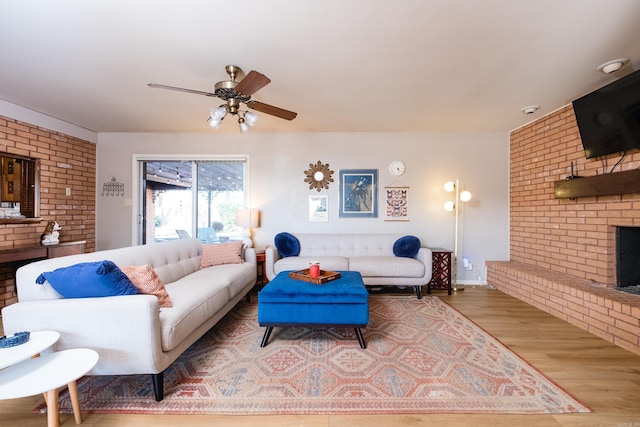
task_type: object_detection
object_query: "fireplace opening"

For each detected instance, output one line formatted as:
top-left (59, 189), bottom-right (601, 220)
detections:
top-left (615, 226), bottom-right (640, 293)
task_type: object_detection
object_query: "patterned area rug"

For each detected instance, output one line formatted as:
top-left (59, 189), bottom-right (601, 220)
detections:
top-left (37, 296), bottom-right (590, 415)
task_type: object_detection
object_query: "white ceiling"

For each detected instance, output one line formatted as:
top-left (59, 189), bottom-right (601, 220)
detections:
top-left (1, 0), bottom-right (639, 135)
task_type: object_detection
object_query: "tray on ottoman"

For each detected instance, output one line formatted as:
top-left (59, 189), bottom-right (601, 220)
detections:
top-left (289, 269), bottom-right (341, 284)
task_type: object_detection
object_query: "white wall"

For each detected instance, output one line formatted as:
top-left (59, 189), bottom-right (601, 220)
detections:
top-left (97, 131), bottom-right (509, 284)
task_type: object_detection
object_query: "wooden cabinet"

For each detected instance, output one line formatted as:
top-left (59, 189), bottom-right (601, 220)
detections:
top-left (0, 153), bottom-right (40, 219)
top-left (46, 241), bottom-right (86, 258)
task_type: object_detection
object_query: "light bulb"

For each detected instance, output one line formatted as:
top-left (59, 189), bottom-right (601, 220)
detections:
top-left (444, 201), bottom-right (455, 212)
top-left (444, 181), bottom-right (455, 192)
top-left (210, 106), bottom-right (227, 120)
top-left (207, 117), bottom-right (221, 129)
top-left (238, 118), bottom-right (249, 133)
top-left (460, 190), bottom-right (471, 202)
top-left (244, 111), bottom-right (258, 126)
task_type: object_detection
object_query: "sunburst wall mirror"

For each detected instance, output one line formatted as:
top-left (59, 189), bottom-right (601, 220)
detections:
top-left (304, 160), bottom-right (334, 191)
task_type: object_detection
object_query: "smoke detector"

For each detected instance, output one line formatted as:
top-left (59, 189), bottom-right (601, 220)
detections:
top-left (597, 58), bottom-right (629, 74)
top-left (521, 105), bottom-right (540, 115)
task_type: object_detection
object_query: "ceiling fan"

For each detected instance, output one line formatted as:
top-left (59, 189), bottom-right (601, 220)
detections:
top-left (148, 65), bottom-right (297, 131)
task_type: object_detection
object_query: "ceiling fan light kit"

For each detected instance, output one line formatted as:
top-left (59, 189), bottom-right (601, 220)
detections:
top-left (149, 65), bottom-right (297, 133)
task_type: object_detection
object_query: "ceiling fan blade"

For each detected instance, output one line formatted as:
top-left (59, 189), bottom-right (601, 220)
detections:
top-left (235, 71), bottom-right (271, 96)
top-left (147, 83), bottom-right (215, 97)
top-left (246, 100), bottom-right (297, 120)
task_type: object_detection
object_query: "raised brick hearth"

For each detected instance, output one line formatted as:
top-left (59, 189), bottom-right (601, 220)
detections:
top-left (487, 260), bottom-right (640, 355)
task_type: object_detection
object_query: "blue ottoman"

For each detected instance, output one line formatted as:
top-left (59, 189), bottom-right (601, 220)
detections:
top-left (258, 271), bottom-right (369, 348)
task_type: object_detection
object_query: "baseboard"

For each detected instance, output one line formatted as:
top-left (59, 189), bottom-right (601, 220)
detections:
top-left (457, 280), bottom-right (487, 286)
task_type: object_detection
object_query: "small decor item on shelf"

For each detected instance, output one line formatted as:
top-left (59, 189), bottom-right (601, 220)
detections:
top-left (0, 331), bottom-right (30, 348)
top-left (289, 269), bottom-right (341, 284)
top-left (40, 220), bottom-right (61, 245)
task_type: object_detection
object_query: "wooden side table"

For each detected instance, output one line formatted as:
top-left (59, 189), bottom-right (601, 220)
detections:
top-left (256, 250), bottom-right (268, 286)
top-left (427, 247), bottom-right (453, 295)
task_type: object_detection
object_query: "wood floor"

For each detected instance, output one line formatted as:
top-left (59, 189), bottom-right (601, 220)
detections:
top-left (2, 286), bottom-right (640, 427)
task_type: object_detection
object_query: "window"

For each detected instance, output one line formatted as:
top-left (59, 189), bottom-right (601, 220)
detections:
top-left (136, 157), bottom-right (248, 244)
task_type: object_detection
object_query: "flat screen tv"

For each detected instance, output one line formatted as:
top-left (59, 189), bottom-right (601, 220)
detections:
top-left (572, 69), bottom-right (640, 159)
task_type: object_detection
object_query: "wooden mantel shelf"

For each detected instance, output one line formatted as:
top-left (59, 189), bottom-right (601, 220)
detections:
top-left (0, 240), bottom-right (86, 264)
top-left (554, 169), bottom-right (640, 199)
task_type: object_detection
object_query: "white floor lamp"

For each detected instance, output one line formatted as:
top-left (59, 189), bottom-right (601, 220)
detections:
top-left (444, 180), bottom-right (471, 292)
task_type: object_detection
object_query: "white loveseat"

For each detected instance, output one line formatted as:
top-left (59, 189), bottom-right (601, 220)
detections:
top-left (1, 238), bottom-right (256, 401)
top-left (265, 233), bottom-right (432, 298)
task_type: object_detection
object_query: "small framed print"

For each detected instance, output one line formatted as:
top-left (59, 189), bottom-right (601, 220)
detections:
top-left (309, 195), bottom-right (328, 222)
top-left (384, 185), bottom-right (409, 221)
top-left (339, 169), bottom-right (378, 218)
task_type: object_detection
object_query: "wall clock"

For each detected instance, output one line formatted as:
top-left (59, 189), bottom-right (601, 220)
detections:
top-left (389, 160), bottom-right (406, 176)
top-left (304, 160), bottom-right (334, 192)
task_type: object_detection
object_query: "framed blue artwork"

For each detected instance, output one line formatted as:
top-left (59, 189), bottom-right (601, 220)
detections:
top-left (339, 169), bottom-right (378, 218)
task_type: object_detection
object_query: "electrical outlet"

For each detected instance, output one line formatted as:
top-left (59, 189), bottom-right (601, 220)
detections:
top-left (65, 188), bottom-right (71, 196)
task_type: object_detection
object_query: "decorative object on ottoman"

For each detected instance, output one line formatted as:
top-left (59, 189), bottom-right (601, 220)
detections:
top-left (40, 221), bottom-right (61, 246)
top-left (288, 269), bottom-right (341, 284)
top-left (258, 270), bottom-right (368, 348)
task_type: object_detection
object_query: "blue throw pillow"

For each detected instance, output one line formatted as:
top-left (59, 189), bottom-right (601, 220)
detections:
top-left (274, 232), bottom-right (301, 258)
top-left (36, 260), bottom-right (140, 298)
top-left (393, 235), bottom-right (421, 258)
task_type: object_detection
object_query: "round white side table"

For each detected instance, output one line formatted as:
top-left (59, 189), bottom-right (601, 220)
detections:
top-left (0, 330), bottom-right (60, 369)
top-left (0, 348), bottom-right (99, 427)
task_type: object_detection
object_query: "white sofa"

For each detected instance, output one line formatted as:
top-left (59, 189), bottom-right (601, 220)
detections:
top-left (265, 233), bottom-right (432, 298)
top-left (1, 238), bottom-right (256, 401)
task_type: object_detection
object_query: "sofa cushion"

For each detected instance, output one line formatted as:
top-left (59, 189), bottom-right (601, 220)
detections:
top-left (349, 256), bottom-right (426, 278)
top-left (274, 232), bottom-right (301, 257)
top-left (200, 241), bottom-right (243, 268)
top-left (121, 265), bottom-right (172, 307)
top-left (35, 260), bottom-right (140, 298)
top-left (393, 235), bottom-right (421, 258)
top-left (160, 270), bottom-right (231, 351)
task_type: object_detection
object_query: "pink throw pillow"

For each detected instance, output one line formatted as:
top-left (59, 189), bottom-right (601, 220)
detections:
top-left (121, 265), bottom-right (173, 308)
top-left (200, 241), bottom-right (243, 268)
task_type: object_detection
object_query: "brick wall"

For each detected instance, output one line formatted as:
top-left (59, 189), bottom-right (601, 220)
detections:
top-left (487, 105), bottom-right (640, 355)
top-left (510, 105), bottom-right (640, 285)
top-left (0, 115), bottom-right (96, 309)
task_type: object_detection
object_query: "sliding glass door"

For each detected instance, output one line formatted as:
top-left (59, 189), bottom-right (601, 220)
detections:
top-left (136, 157), bottom-right (248, 245)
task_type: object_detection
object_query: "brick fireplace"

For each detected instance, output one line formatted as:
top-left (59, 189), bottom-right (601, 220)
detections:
top-left (616, 226), bottom-right (640, 289)
top-left (0, 116), bottom-right (96, 310)
top-left (487, 105), bottom-right (640, 356)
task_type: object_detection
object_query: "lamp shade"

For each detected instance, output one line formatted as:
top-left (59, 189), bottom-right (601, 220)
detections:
top-left (236, 208), bottom-right (260, 228)
top-left (210, 106), bottom-right (228, 120)
top-left (244, 111), bottom-right (258, 126)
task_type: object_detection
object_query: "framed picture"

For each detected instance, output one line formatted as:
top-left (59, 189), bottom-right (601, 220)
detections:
top-left (339, 169), bottom-right (378, 218)
top-left (384, 185), bottom-right (410, 221)
top-left (309, 195), bottom-right (328, 222)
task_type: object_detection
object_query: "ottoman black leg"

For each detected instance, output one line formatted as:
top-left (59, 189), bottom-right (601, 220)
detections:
top-left (355, 328), bottom-right (366, 349)
top-left (260, 327), bottom-right (273, 347)
top-left (414, 285), bottom-right (423, 299)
